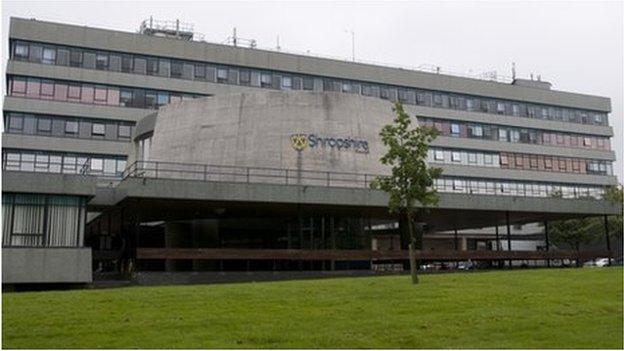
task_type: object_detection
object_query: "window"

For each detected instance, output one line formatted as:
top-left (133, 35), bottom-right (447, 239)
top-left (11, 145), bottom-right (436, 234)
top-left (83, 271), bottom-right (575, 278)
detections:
top-left (91, 158), bottom-right (103, 171)
top-left (484, 154), bottom-right (493, 165)
top-left (92, 123), bottom-right (105, 136)
top-left (95, 53), bottom-right (108, 70)
top-left (260, 73), bottom-right (272, 88)
top-left (239, 70), bottom-right (251, 85)
top-left (544, 158), bottom-right (552, 169)
top-left (217, 68), bottom-right (228, 83)
top-left (583, 137), bottom-right (592, 147)
top-left (498, 129), bottom-right (507, 142)
top-left (146, 58), bottom-right (158, 75)
top-left (120, 89), bottom-right (133, 107)
top-left (194, 64), bottom-right (206, 80)
top-left (302, 77), bottom-right (314, 90)
top-left (69, 49), bottom-right (82, 67)
top-left (145, 91), bottom-right (157, 109)
top-left (40, 80), bottom-right (54, 97)
top-left (282, 76), bottom-right (292, 90)
top-left (8, 114), bottom-right (24, 131)
top-left (468, 153), bottom-right (477, 164)
top-left (496, 102), bottom-right (505, 114)
top-left (530, 156), bottom-right (538, 169)
top-left (453, 180), bottom-right (464, 190)
top-left (37, 118), bottom-right (52, 133)
top-left (42, 47), bottom-right (56, 64)
top-left (65, 120), bottom-right (78, 134)
top-left (450, 124), bottom-right (460, 136)
top-left (11, 77), bottom-right (27, 95)
top-left (94, 85), bottom-right (108, 103)
top-left (515, 156), bottom-right (523, 167)
top-left (500, 155), bottom-right (509, 165)
top-left (451, 151), bottom-right (461, 162)
top-left (157, 92), bottom-right (169, 106)
top-left (434, 150), bottom-right (444, 161)
top-left (118, 125), bottom-right (132, 139)
top-left (512, 104), bottom-right (520, 116)
top-left (170, 61), bottom-right (183, 78)
top-left (121, 55), bottom-right (133, 73)
top-left (67, 84), bottom-right (81, 100)
top-left (14, 42), bottom-right (29, 60)
top-left (472, 125), bottom-right (483, 137)
top-left (133, 57), bottom-right (147, 74)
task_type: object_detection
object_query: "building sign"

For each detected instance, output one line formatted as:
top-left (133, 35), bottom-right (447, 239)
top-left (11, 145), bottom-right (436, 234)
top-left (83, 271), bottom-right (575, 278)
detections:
top-left (290, 133), bottom-right (369, 154)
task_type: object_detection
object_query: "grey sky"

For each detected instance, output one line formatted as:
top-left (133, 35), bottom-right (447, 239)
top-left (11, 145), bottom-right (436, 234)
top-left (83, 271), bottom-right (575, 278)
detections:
top-left (2, 0), bottom-right (622, 181)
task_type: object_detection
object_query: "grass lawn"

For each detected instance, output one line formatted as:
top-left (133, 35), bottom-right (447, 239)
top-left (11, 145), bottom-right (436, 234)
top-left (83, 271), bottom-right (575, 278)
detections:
top-left (2, 268), bottom-right (623, 349)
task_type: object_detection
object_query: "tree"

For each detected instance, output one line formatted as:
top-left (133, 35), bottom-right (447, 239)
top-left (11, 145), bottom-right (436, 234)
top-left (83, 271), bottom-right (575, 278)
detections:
top-left (371, 102), bottom-right (442, 284)
top-left (549, 217), bottom-right (597, 253)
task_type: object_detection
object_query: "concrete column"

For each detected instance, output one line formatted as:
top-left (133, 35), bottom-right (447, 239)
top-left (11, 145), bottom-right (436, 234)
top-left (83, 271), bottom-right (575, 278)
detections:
top-left (461, 236), bottom-right (468, 251)
top-left (192, 219), bottom-right (219, 271)
top-left (164, 221), bottom-right (191, 272)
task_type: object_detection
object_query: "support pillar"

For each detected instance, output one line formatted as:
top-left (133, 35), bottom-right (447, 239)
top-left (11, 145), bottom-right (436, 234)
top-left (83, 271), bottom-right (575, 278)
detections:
top-left (544, 221), bottom-right (550, 267)
top-left (604, 215), bottom-right (612, 266)
top-left (506, 211), bottom-right (512, 268)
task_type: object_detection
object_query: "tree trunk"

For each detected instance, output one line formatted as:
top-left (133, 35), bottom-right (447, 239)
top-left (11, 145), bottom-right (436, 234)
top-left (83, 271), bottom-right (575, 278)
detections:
top-left (406, 212), bottom-right (419, 284)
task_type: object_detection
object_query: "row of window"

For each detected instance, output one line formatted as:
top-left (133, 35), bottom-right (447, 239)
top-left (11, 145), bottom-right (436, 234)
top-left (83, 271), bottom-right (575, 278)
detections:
top-left (8, 76), bottom-right (204, 109)
top-left (433, 177), bottom-right (605, 200)
top-left (4, 112), bottom-right (134, 141)
top-left (10, 40), bottom-right (609, 126)
top-left (2, 194), bottom-right (86, 248)
top-left (428, 148), bottom-right (613, 175)
top-left (419, 117), bottom-right (611, 151)
top-left (2, 150), bottom-right (127, 177)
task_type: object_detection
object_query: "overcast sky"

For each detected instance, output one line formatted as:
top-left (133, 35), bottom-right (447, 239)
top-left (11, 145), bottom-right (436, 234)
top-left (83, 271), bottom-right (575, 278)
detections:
top-left (2, 0), bottom-right (622, 180)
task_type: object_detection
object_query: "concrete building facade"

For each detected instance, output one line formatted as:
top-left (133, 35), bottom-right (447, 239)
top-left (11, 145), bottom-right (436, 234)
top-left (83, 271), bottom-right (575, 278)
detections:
top-left (2, 17), bottom-right (620, 285)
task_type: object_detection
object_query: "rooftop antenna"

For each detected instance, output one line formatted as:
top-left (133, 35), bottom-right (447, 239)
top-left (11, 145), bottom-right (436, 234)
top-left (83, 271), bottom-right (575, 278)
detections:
top-left (276, 35), bottom-right (281, 51)
top-left (512, 62), bottom-right (516, 80)
top-left (537, 74), bottom-right (541, 82)
top-left (232, 27), bottom-right (237, 47)
top-left (530, 73), bottom-right (534, 81)
top-left (344, 29), bottom-right (355, 61)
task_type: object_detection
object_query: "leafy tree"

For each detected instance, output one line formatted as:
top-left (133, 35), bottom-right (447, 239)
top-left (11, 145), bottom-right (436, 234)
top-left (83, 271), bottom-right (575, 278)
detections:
top-left (548, 184), bottom-right (623, 264)
top-left (549, 217), bottom-right (598, 252)
top-left (371, 102), bottom-right (442, 284)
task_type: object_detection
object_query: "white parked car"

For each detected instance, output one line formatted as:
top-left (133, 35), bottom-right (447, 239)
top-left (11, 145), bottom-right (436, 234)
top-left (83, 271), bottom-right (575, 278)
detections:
top-left (595, 258), bottom-right (610, 267)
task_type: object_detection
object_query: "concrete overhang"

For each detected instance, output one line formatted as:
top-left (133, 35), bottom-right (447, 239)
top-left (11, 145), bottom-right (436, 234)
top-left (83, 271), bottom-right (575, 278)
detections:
top-left (2, 171), bottom-right (97, 197)
top-left (88, 177), bottom-right (622, 231)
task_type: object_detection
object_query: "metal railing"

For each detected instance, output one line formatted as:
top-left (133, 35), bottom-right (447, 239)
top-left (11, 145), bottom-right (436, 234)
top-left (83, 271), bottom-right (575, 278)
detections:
top-left (123, 160), bottom-right (376, 189)
top-left (1, 158), bottom-right (122, 180)
top-left (123, 160), bottom-right (608, 200)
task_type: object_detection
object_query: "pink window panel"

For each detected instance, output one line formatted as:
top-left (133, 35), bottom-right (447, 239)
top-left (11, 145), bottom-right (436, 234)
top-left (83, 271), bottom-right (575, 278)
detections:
top-left (570, 136), bottom-right (578, 147)
top-left (579, 160), bottom-right (586, 173)
top-left (542, 133), bottom-right (550, 144)
top-left (67, 84), bottom-right (81, 102)
top-left (107, 88), bottom-right (120, 106)
top-left (596, 138), bottom-right (604, 149)
top-left (94, 86), bottom-right (107, 104)
top-left (54, 83), bottom-right (68, 101)
top-left (556, 134), bottom-right (564, 145)
top-left (10, 78), bottom-right (27, 96)
top-left (563, 135), bottom-right (570, 146)
top-left (81, 85), bottom-right (94, 104)
top-left (26, 79), bottom-right (40, 98)
top-left (604, 139), bottom-right (610, 150)
top-left (460, 125), bottom-right (468, 138)
top-left (40, 81), bottom-right (54, 99)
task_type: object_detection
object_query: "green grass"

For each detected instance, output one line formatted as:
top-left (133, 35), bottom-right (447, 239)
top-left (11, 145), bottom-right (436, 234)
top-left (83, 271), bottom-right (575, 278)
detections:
top-left (2, 268), bottom-right (623, 349)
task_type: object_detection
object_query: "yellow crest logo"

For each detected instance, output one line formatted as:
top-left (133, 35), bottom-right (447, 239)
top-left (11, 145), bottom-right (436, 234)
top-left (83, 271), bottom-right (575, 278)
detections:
top-left (290, 134), bottom-right (309, 151)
